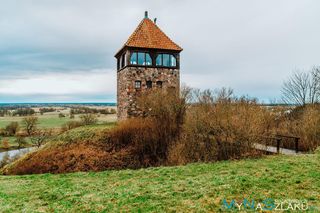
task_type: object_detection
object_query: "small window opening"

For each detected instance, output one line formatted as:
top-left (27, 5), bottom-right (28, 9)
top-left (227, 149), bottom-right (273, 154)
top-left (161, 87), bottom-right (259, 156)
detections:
top-left (135, 80), bottom-right (141, 89)
top-left (156, 81), bottom-right (163, 88)
top-left (146, 80), bottom-right (152, 89)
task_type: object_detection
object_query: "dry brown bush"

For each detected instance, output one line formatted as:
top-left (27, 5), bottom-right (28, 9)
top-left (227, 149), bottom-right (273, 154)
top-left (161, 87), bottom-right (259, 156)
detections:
top-left (1, 140), bottom-right (137, 175)
top-left (277, 104), bottom-right (320, 151)
top-left (108, 118), bottom-right (158, 166)
top-left (1, 139), bottom-right (10, 149)
top-left (109, 88), bottom-right (188, 166)
top-left (168, 89), bottom-right (273, 165)
top-left (5, 122), bottom-right (19, 136)
top-left (4, 88), bottom-right (319, 175)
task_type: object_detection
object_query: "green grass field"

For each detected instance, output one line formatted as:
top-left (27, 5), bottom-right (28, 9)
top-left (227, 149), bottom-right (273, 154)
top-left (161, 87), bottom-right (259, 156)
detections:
top-left (0, 114), bottom-right (117, 129)
top-left (0, 153), bottom-right (318, 212)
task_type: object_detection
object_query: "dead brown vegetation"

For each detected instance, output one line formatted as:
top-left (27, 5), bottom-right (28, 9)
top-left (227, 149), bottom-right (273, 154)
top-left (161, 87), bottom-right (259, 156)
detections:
top-left (276, 104), bottom-right (320, 151)
top-left (2, 140), bottom-right (136, 175)
top-left (3, 87), bottom-right (319, 175)
top-left (167, 88), bottom-right (272, 164)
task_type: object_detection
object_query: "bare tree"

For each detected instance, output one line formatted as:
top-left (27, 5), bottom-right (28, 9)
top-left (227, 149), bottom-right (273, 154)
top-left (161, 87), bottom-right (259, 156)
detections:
top-left (215, 87), bottom-right (234, 103)
top-left (282, 67), bottom-right (320, 105)
top-left (22, 116), bottom-right (38, 136)
top-left (30, 129), bottom-right (52, 148)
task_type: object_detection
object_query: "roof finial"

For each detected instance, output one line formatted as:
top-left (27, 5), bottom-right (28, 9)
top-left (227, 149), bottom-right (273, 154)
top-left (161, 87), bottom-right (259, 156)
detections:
top-left (144, 11), bottom-right (148, 19)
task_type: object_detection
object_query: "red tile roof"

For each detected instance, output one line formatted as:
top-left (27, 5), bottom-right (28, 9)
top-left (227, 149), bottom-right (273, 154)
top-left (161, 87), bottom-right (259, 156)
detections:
top-left (116, 18), bottom-right (182, 55)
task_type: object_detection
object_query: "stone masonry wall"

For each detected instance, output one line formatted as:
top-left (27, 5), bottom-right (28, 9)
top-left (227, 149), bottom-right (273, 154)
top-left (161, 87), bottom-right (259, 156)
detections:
top-left (117, 66), bottom-right (180, 120)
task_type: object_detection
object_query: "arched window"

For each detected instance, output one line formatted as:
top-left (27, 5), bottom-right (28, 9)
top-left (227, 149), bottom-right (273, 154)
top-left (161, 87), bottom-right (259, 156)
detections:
top-left (156, 54), bottom-right (177, 67)
top-left (130, 52), bottom-right (152, 66)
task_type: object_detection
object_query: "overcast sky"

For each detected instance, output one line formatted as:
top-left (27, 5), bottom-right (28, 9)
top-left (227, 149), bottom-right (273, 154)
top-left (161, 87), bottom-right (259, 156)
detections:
top-left (0, 0), bottom-right (319, 103)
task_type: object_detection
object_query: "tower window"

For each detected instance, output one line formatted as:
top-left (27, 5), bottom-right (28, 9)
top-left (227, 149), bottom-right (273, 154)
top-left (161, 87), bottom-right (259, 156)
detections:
top-left (156, 54), bottom-right (162, 66)
top-left (155, 54), bottom-right (177, 67)
top-left (130, 52), bottom-right (152, 66)
top-left (138, 52), bottom-right (144, 65)
top-left (170, 55), bottom-right (177, 66)
top-left (146, 54), bottom-right (152, 65)
top-left (156, 81), bottom-right (163, 88)
top-left (135, 80), bottom-right (141, 89)
top-left (146, 80), bottom-right (152, 89)
top-left (163, 54), bottom-right (170, 66)
top-left (120, 53), bottom-right (125, 68)
top-left (130, 53), bottom-right (137, 65)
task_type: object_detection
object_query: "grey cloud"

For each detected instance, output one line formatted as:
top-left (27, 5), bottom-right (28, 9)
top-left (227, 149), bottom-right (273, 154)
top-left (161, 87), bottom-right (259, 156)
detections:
top-left (0, 0), bottom-right (319, 102)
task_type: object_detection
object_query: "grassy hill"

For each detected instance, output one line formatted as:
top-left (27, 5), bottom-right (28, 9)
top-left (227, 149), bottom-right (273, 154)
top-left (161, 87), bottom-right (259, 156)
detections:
top-left (0, 152), bottom-right (319, 212)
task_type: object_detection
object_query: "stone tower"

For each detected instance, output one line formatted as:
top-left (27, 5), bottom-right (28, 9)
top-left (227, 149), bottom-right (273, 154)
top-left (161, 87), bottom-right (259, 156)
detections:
top-left (115, 11), bottom-right (183, 120)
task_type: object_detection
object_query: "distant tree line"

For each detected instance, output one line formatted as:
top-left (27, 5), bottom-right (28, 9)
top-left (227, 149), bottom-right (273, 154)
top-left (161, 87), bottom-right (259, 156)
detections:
top-left (11, 108), bottom-right (35, 117)
top-left (70, 107), bottom-right (116, 115)
top-left (39, 108), bottom-right (56, 114)
top-left (0, 109), bottom-right (10, 117)
top-left (0, 107), bottom-right (36, 117)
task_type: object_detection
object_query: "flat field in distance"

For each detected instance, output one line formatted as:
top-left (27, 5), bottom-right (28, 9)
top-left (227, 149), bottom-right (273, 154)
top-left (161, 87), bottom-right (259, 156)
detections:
top-left (0, 106), bottom-right (117, 129)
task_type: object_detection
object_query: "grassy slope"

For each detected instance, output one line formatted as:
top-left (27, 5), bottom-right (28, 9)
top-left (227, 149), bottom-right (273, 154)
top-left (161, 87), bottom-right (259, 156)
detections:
top-left (0, 153), bottom-right (319, 212)
top-left (0, 114), bottom-right (116, 149)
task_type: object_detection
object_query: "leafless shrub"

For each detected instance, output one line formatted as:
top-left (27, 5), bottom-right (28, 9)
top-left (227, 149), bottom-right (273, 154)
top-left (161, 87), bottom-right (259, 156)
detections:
top-left (168, 88), bottom-right (272, 164)
top-left (30, 129), bottom-right (52, 148)
top-left (80, 114), bottom-right (98, 125)
top-left (108, 88), bottom-right (189, 166)
top-left (277, 104), bottom-right (320, 151)
top-left (61, 121), bottom-right (83, 132)
top-left (15, 136), bottom-right (28, 149)
top-left (22, 116), bottom-right (38, 136)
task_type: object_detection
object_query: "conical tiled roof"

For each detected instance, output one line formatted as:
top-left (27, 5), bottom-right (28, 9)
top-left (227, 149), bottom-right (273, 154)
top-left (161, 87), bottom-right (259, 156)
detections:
top-left (116, 17), bottom-right (182, 55)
